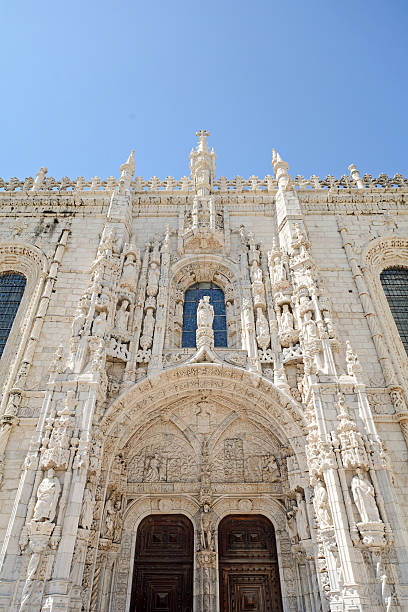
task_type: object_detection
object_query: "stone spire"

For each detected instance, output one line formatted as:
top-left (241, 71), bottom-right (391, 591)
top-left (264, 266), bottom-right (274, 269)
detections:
top-left (272, 149), bottom-right (292, 190)
top-left (189, 130), bottom-right (216, 196)
top-left (118, 150), bottom-right (136, 194)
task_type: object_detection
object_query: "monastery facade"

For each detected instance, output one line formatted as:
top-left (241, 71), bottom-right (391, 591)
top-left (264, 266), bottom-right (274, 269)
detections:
top-left (0, 131), bottom-right (407, 611)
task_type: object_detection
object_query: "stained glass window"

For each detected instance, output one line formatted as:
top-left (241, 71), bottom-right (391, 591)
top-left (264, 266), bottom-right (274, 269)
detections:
top-left (0, 272), bottom-right (26, 358)
top-left (380, 267), bottom-right (408, 355)
top-left (182, 282), bottom-right (227, 348)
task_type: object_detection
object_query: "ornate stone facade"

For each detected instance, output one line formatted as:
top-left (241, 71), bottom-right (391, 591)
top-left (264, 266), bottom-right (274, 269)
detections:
top-left (0, 132), bottom-right (407, 611)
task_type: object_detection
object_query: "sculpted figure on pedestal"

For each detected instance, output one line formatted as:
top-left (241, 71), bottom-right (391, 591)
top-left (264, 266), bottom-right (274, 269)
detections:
top-left (79, 486), bottom-right (95, 530)
top-left (313, 479), bottom-right (333, 530)
top-left (122, 253), bottom-right (137, 281)
top-left (281, 304), bottom-right (294, 332)
top-left (351, 468), bottom-right (381, 523)
top-left (115, 300), bottom-right (129, 331)
top-left (197, 296), bottom-right (214, 328)
top-left (303, 310), bottom-right (318, 342)
top-left (286, 509), bottom-right (298, 543)
top-left (32, 469), bottom-right (61, 523)
top-left (92, 312), bottom-right (107, 338)
top-left (273, 257), bottom-right (287, 284)
top-left (295, 492), bottom-right (310, 540)
top-left (199, 504), bottom-right (215, 551)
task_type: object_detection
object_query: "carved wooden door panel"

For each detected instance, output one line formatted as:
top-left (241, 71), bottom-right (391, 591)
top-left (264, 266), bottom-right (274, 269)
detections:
top-left (219, 515), bottom-right (283, 612)
top-left (130, 514), bottom-right (193, 612)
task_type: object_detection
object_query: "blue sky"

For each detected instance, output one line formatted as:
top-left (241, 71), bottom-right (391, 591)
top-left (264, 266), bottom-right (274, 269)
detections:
top-left (1, 0), bottom-right (407, 182)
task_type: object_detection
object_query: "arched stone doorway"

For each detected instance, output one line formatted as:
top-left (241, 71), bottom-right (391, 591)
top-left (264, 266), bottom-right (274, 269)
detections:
top-left (129, 514), bottom-right (194, 612)
top-left (218, 515), bottom-right (283, 612)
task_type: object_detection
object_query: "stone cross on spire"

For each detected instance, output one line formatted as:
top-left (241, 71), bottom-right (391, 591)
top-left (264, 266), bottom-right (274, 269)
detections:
top-left (190, 130), bottom-right (216, 195)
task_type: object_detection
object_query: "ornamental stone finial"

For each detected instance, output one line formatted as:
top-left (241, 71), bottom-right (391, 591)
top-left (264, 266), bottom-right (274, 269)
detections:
top-left (190, 130), bottom-right (216, 196)
top-left (272, 149), bottom-right (292, 190)
top-left (118, 150), bottom-right (136, 193)
top-left (348, 163), bottom-right (365, 189)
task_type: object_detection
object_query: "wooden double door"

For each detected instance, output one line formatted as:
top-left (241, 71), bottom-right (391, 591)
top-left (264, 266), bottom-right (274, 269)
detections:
top-left (219, 515), bottom-right (283, 612)
top-left (130, 514), bottom-right (283, 612)
top-left (130, 515), bottom-right (193, 612)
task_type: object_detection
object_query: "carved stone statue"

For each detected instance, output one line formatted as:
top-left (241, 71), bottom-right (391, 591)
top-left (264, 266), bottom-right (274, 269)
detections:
top-left (313, 479), bottom-right (333, 530)
top-left (115, 300), bottom-right (130, 331)
top-left (303, 310), bottom-right (318, 342)
top-left (79, 486), bottom-right (95, 530)
top-left (147, 262), bottom-right (160, 296)
top-left (121, 253), bottom-right (137, 281)
top-left (351, 469), bottom-right (381, 523)
top-left (199, 504), bottom-right (214, 551)
top-left (197, 296), bottom-right (214, 328)
top-left (273, 257), bottom-right (287, 284)
top-left (92, 311), bottom-right (107, 338)
top-left (32, 469), bottom-right (61, 523)
top-left (256, 308), bottom-right (270, 350)
top-left (286, 509), bottom-right (298, 543)
top-left (295, 492), bottom-right (310, 540)
top-left (72, 309), bottom-right (86, 337)
top-left (281, 304), bottom-right (294, 332)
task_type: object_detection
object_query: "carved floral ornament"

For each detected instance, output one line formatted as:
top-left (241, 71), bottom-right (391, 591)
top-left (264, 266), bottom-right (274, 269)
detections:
top-left (99, 364), bottom-right (306, 453)
top-left (170, 255), bottom-right (238, 299)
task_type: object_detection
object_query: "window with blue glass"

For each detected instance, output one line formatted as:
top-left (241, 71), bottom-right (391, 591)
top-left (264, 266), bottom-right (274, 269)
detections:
top-left (380, 267), bottom-right (408, 355)
top-left (182, 282), bottom-right (227, 348)
top-left (0, 272), bottom-right (26, 358)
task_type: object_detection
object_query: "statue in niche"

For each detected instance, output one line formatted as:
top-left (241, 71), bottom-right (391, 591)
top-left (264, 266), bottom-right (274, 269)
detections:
top-left (262, 454), bottom-right (279, 482)
top-left (32, 469), bottom-right (61, 523)
top-left (303, 310), bottom-right (318, 342)
top-left (197, 296), bottom-right (214, 328)
top-left (273, 257), bottom-right (287, 283)
top-left (286, 509), bottom-right (298, 543)
top-left (351, 468), bottom-right (381, 523)
top-left (72, 309), bottom-right (86, 337)
top-left (79, 486), bottom-right (95, 530)
top-left (295, 492), bottom-right (310, 540)
top-left (142, 308), bottom-right (155, 337)
top-left (92, 311), bottom-right (107, 338)
top-left (281, 304), bottom-right (294, 332)
top-left (313, 479), bottom-right (333, 530)
top-left (115, 299), bottom-right (130, 331)
top-left (256, 308), bottom-right (270, 349)
top-left (199, 504), bottom-right (215, 551)
top-left (121, 253), bottom-right (137, 281)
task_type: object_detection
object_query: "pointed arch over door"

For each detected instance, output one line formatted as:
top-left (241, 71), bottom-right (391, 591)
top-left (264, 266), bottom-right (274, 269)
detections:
top-left (219, 515), bottom-right (283, 612)
top-left (130, 514), bottom-right (193, 612)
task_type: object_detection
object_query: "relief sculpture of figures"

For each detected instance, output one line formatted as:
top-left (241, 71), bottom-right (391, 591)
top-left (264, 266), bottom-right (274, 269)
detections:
top-left (32, 469), bottom-right (61, 523)
top-left (351, 468), bottom-right (381, 524)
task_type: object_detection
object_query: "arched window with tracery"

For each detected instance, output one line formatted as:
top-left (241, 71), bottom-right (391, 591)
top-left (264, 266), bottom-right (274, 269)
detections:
top-left (0, 272), bottom-right (26, 358)
top-left (380, 267), bottom-right (408, 355)
top-left (182, 281), bottom-right (227, 348)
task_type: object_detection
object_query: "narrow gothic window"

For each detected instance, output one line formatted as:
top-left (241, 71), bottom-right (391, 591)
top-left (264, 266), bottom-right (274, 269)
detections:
top-left (380, 267), bottom-right (408, 354)
top-left (182, 282), bottom-right (227, 348)
top-left (0, 272), bottom-right (26, 358)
